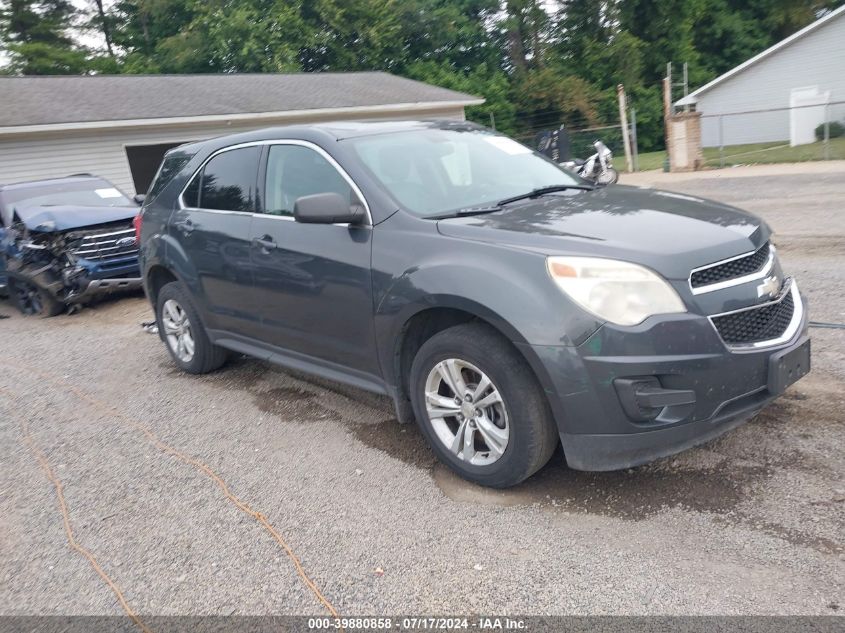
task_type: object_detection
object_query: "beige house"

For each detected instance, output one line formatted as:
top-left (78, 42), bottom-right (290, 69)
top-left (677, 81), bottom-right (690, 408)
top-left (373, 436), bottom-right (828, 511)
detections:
top-left (0, 72), bottom-right (483, 195)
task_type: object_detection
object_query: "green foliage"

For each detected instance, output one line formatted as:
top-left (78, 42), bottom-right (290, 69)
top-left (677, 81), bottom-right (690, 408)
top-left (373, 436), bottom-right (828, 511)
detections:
top-left (2, 0), bottom-right (844, 152)
top-left (511, 68), bottom-right (601, 130)
top-left (0, 0), bottom-right (89, 74)
top-left (108, 0), bottom-right (204, 72)
top-left (301, 0), bottom-right (404, 71)
top-left (405, 60), bottom-right (517, 134)
top-left (816, 121), bottom-right (845, 140)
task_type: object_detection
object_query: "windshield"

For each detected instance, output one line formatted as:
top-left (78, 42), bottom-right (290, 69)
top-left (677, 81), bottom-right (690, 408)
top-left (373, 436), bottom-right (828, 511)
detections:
top-left (3, 181), bottom-right (132, 210)
top-left (345, 128), bottom-right (582, 216)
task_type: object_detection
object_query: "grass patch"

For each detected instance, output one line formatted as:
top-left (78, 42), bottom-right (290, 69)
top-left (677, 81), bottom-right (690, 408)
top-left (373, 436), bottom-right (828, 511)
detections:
top-left (631, 137), bottom-right (845, 172)
top-left (702, 137), bottom-right (845, 166)
top-left (635, 150), bottom-right (668, 172)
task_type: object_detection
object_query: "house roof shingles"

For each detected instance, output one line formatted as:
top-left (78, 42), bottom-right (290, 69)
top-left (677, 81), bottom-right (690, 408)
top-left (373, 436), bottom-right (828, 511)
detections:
top-left (0, 72), bottom-right (482, 128)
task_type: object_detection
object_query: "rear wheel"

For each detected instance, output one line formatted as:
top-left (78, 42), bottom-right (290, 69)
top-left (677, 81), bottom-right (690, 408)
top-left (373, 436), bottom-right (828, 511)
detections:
top-left (156, 281), bottom-right (228, 374)
top-left (8, 278), bottom-right (63, 317)
top-left (409, 323), bottom-right (558, 488)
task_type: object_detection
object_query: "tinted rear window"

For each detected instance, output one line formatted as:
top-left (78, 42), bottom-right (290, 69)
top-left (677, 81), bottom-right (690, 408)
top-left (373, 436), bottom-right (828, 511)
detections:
top-left (147, 152), bottom-right (194, 203)
top-left (199, 147), bottom-right (260, 212)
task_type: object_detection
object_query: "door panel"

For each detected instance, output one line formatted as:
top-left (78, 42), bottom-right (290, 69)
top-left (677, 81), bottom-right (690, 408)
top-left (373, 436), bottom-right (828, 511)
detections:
top-left (251, 144), bottom-right (378, 376)
top-left (171, 146), bottom-right (260, 336)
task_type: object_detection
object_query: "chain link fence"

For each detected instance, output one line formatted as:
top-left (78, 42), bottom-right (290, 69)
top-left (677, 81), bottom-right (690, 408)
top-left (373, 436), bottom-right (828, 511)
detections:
top-left (699, 100), bottom-right (845, 167)
top-left (512, 121), bottom-right (637, 170)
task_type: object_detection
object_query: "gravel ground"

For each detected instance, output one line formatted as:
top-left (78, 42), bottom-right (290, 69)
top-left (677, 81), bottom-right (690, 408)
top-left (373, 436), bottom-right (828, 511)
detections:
top-left (0, 166), bottom-right (843, 618)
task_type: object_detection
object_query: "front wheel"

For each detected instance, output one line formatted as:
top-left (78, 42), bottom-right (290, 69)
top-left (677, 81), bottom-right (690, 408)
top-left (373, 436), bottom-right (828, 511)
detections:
top-left (596, 167), bottom-right (619, 185)
top-left (409, 323), bottom-right (559, 488)
top-left (8, 278), bottom-right (63, 317)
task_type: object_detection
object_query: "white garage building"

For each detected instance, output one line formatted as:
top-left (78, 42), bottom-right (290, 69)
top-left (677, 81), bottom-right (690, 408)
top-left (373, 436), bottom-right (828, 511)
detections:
top-left (675, 5), bottom-right (845, 147)
top-left (0, 72), bottom-right (482, 195)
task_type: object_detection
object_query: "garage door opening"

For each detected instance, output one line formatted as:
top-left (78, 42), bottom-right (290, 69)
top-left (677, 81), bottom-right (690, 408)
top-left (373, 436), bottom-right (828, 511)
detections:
top-left (126, 142), bottom-right (191, 194)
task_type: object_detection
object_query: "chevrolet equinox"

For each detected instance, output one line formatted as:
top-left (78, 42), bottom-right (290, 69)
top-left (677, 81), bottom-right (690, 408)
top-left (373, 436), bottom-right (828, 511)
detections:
top-left (137, 121), bottom-right (810, 488)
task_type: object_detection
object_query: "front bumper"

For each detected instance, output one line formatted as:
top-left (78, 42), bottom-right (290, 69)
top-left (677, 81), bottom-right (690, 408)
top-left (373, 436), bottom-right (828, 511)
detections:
top-left (58, 255), bottom-right (141, 304)
top-left (68, 276), bottom-right (143, 303)
top-left (522, 291), bottom-right (810, 471)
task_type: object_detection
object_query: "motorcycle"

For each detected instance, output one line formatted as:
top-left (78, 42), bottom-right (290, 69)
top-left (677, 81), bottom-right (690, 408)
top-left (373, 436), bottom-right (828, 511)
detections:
top-left (560, 140), bottom-right (619, 185)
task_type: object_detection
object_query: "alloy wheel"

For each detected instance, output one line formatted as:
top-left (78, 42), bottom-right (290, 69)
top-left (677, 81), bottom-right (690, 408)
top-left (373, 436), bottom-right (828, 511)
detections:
top-left (424, 358), bottom-right (509, 466)
top-left (161, 299), bottom-right (195, 363)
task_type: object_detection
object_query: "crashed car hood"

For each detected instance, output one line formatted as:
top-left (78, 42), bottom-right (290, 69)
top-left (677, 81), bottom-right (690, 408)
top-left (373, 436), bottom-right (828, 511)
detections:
top-left (12, 205), bottom-right (138, 232)
top-left (435, 184), bottom-right (769, 281)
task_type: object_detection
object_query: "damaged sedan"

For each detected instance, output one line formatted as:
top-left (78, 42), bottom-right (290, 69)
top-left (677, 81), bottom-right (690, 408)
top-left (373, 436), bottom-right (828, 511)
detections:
top-left (0, 175), bottom-right (143, 316)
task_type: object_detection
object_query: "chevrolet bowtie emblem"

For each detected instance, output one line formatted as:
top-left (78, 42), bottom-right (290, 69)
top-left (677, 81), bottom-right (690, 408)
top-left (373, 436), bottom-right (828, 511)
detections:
top-left (757, 275), bottom-right (780, 299)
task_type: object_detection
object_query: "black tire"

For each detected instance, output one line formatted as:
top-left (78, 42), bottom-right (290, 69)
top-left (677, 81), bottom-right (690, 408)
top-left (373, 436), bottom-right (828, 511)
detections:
top-left (155, 281), bottom-right (228, 374)
top-left (8, 277), bottom-right (64, 317)
top-left (409, 323), bottom-right (559, 488)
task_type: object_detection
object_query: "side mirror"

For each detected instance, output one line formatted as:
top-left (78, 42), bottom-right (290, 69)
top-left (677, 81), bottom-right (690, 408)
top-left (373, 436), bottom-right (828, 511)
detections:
top-left (133, 193), bottom-right (146, 206)
top-left (294, 192), bottom-right (365, 225)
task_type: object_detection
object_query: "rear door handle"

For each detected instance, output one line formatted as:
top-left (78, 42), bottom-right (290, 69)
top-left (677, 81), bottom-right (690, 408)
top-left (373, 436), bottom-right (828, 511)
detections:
top-left (252, 235), bottom-right (277, 251)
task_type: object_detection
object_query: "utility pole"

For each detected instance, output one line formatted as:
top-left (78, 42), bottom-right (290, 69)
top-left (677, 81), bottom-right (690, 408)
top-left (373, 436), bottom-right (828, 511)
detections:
top-left (630, 108), bottom-right (639, 172)
top-left (663, 75), bottom-right (673, 170)
top-left (617, 84), bottom-right (633, 173)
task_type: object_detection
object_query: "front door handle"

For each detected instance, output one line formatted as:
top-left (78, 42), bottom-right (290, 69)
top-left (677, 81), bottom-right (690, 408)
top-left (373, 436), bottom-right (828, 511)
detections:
top-left (252, 235), bottom-right (277, 251)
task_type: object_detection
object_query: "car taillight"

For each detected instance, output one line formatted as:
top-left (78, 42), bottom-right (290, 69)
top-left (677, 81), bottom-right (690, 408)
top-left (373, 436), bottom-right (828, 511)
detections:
top-left (133, 212), bottom-right (143, 244)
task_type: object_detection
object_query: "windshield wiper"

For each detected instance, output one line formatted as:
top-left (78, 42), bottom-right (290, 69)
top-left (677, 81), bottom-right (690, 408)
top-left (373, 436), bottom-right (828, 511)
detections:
top-left (425, 205), bottom-right (502, 220)
top-left (497, 184), bottom-right (594, 207)
top-left (425, 183), bottom-right (595, 220)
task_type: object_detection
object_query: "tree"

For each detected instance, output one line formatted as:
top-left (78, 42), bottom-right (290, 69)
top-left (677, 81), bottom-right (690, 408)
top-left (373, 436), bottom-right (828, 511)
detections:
top-left (406, 60), bottom-right (517, 133)
top-left (500, 0), bottom-right (552, 73)
top-left (0, 0), bottom-right (88, 74)
top-left (301, 0), bottom-right (404, 71)
top-left (395, 0), bottom-right (501, 74)
top-left (618, 0), bottom-right (707, 86)
top-left (182, 0), bottom-right (310, 73)
top-left (108, 0), bottom-right (203, 72)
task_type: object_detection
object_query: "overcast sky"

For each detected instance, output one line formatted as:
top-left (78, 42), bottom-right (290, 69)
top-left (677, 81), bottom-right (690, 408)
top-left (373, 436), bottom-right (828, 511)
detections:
top-left (0, 1), bottom-right (111, 67)
top-left (72, 0), bottom-right (111, 51)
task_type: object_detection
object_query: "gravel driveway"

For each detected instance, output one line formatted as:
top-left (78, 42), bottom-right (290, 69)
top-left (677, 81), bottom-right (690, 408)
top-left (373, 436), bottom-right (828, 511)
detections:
top-left (1, 165), bottom-right (843, 619)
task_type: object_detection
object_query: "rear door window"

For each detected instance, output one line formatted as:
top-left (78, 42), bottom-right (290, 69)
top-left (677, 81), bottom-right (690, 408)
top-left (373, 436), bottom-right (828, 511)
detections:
top-left (199, 147), bottom-right (261, 212)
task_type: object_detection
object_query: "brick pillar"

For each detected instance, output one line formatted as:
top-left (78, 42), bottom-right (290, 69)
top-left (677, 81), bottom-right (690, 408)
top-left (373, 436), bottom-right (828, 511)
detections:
top-left (666, 111), bottom-right (703, 172)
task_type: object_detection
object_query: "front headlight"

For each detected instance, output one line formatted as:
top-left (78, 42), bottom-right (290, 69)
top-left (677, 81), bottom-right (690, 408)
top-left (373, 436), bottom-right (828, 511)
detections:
top-left (546, 256), bottom-right (686, 326)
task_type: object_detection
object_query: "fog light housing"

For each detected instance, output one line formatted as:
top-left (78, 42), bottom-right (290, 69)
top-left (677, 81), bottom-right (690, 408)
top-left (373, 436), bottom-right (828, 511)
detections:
top-left (614, 377), bottom-right (696, 423)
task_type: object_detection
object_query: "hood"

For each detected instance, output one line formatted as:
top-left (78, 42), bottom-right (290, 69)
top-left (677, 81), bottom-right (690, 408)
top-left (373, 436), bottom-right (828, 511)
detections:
top-left (436, 185), bottom-right (769, 280)
top-left (13, 205), bottom-right (139, 232)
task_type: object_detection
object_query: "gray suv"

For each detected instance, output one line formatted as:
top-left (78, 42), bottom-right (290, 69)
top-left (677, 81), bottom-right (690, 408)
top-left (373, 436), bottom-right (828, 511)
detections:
top-left (137, 121), bottom-right (810, 488)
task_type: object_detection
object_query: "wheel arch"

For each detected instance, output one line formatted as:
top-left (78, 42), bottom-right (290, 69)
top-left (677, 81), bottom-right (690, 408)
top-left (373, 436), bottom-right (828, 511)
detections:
top-left (144, 264), bottom-right (179, 306)
top-left (384, 299), bottom-right (570, 437)
top-left (389, 299), bottom-right (535, 405)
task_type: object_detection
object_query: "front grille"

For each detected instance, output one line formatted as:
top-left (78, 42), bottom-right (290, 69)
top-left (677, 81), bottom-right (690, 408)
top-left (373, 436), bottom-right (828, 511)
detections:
top-left (69, 221), bottom-right (138, 263)
top-left (691, 242), bottom-right (770, 288)
top-left (711, 288), bottom-right (794, 345)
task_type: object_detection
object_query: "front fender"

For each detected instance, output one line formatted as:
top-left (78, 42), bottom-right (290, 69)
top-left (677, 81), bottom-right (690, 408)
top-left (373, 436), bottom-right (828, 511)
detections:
top-left (372, 227), bottom-right (603, 392)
